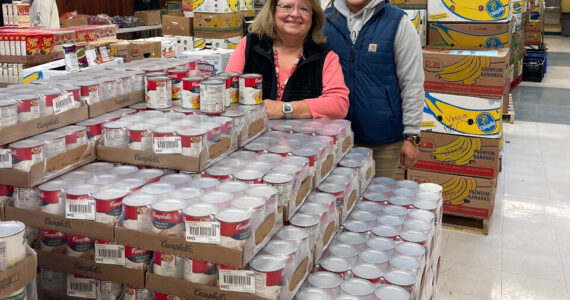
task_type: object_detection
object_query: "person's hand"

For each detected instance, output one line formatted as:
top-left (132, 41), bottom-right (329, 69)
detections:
top-left (399, 140), bottom-right (419, 169)
top-left (263, 99), bottom-right (285, 119)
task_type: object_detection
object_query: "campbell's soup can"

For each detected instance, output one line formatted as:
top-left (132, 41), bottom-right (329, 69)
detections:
top-left (168, 68), bottom-right (188, 101)
top-left (55, 125), bottom-right (88, 150)
top-left (9, 139), bottom-right (45, 171)
top-left (239, 74), bottom-right (263, 105)
top-left (177, 128), bottom-right (207, 158)
top-left (153, 252), bottom-right (183, 279)
top-left (183, 257), bottom-right (217, 284)
top-left (125, 245), bottom-right (152, 270)
top-left (80, 81), bottom-right (100, 105)
top-left (218, 72), bottom-right (239, 103)
top-left (216, 208), bottom-right (252, 249)
top-left (233, 169), bottom-right (264, 184)
top-left (115, 178), bottom-right (146, 193)
top-left (263, 173), bottom-right (293, 206)
top-left (199, 79), bottom-right (225, 115)
top-left (76, 118), bottom-right (105, 141)
top-left (122, 194), bottom-right (156, 232)
top-left (151, 199), bottom-right (186, 238)
top-left (181, 76), bottom-right (203, 109)
top-left (249, 254), bottom-right (287, 298)
top-left (66, 234), bottom-right (94, 260)
top-left (153, 292), bottom-right (183, 300)
top-left (290, 213), bottom-right (319, 249)
top-left (135, 168), bottom-right (164, 184)
top-left (146, 76), bottom-right (172, 109)
top-left (39, 180), bottom-right (69, 216)
top-left (94, 189), bottom-right (126, 225)
top-left (319, 256), bottom-right (351, 279)
top-left (123, 286), bottom-right (151, 300)
top-left (183, 203), bottom-right (218, 222)
top-left (40, 230), bottom-right (67, 254)
top-left (210, 75), bottom-right (231, 107)
top-left (14, 94), bottom-right (41, 123)
top-left (0, 221), bottom-right (26, 271)
top-left (0, 100), bottom-right (17, 128)
top-left (128, 124), bottom-right (152, 151)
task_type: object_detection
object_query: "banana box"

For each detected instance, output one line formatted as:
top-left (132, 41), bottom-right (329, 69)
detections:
top-left (193, 0), bottom-right (240, 13)
top-left (390, 0), bottom-right (427, 9)
top-left (422, 92), bottom-right (503, 138)
top-left (205, 36), bottom-right (240, 49)
top-left (194, 37), bottom-right (206, 49)
top-left (512, 0), bottom-right (526, 13)
top-left (193, 12), bottom-right (243, 35)
top-left (413, 131), bottom-right (501, 178)
top-left (527, 19), bottom-right (541, 31)
top-left (524, 30), bottom-right (541, 44)
top-left (427, 22), bottom-right (511, 49)
top-left (423, 48), bottom-right (510, 97)
top-left (405, 10), bottom-right (426, 47)
top-left (427, 0), bottom-right (512, 22)
top-left (239, 0), bottom-right (254, 11)
top-left (408, 169), bottom-right (496, 218)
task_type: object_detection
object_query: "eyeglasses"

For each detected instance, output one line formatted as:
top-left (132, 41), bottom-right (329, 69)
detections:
top-left (276, 3), bottom-right (313, 16)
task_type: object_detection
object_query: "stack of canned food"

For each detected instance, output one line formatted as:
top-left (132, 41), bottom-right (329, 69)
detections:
top-left (296, 178), bottom-right (442, 300)
top-left (0, 221), bottom-right (32, 300)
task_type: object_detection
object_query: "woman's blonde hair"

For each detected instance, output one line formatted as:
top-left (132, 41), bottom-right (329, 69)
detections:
top-left (249, 0), bottom-right (327, 44)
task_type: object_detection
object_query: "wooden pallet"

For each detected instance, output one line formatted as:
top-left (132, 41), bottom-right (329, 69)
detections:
top-left (442, 214), bottom-right (489, 235)
top-left (503, 93), bottom-right (515, 124)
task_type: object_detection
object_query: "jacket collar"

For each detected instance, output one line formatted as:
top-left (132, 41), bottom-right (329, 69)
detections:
top-left (326, 1), bottom-right (387, 41)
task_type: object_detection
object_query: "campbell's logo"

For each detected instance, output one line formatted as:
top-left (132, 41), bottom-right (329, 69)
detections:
top-left (254, 78), bottom-right (262, 84)
top-left (108, 200), bottom-right (122, 208)
top-left (72, 236), bottom-right (91, 243)
top-left (152, 211), bottom-right (178, 220)
top-left (235, 221), bottom-right (250, 231)
top-left (424, 59), bottom-right (442, 71)
top-left (486, 0), bottom-right (506, 19)
top-left (41, 231), bottom-right (64, 239)
top-left (127, 248), bottom-right (149, 256)
top-left (476, 112), bottom-right (497, 133)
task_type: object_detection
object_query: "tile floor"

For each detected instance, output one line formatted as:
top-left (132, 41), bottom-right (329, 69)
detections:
top-left (437, 35), bottom-right (570, 300)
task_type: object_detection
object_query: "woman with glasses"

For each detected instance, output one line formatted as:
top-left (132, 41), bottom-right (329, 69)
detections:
top-left (225, 0), bottom-right (349, 120)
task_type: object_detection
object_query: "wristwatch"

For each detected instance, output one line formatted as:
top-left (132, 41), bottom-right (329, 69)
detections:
top-left (404, 134), bottom-right (421, 146)
top-left (283, 103), bottom-right (293, 120)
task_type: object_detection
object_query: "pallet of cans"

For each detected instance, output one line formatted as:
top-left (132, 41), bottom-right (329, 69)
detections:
top-left (295, 178), bottom-right (443, 300)
top-left (0, 221), bottom-right (38, 300)
top-left (96, 108), bottom-right (240, 172)
top-left (221, 104), bottom-right (269, 147)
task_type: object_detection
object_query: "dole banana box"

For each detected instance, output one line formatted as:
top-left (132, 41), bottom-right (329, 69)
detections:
top-left (193, 12), bottom-right (243, 33)
top-left (422, 92), bottom-right (502, 138)
top-left (423, 48), bottom-right (509, 97)
top-left (408, 169), bottom-right (496, 219)
top-left (427, 0), bottom-right (512, 22)
top-left (405, 10), bottom-right (426, 47)
top-left (427, 22), bottom-right (511, 49)
top-left (390, 0), bottom-right (427, 9)
top-left (413, 131), bottom-right (501, 178)
top-left (193, 0), bottom-right (240, 13)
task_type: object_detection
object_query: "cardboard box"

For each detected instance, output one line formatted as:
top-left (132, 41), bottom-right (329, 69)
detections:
top-left (527, 19), bottom-right (541, 31)
top-left (60, 17), bottom-right (88, 28)
top-left (427, 22), bottom-right (512, 49)
top-left (422, 48), bottom-right (509, 97)
top-left (193, 12), bottom-right (243, 33)
top-left (408, 169), bottom-right (496, 218)
top-left (0, 143), bottom-right (96, 187)
top-left (194, 0), bottom-right (241, 13)
top-left (525, 30), bottom-right (541, 44)
top-left (239, 0), bottom-right (254, 11)
top-left (115, 209), bottom-right (282, 268)
top-left (513, 0), bottom-right (526, 13)
top-left (109, 41), bottom-right (161, 62)
top-left (0, 105), bottom-right (88, 145)
top-left (162, 15), bottom-right (193, 36)
top-left (4, 206), bottom-right (114, 241)
top-left (37, 250), bottom-right (146, 288)
top-left (427, 0), bottom-right (512, 22)
top-left (390, 0), bottom-right (427, 9)
top-left (421, 92), bottom-right (503, 138)
top-left (395, 167), bottom-right (406, 180)
top-left (406, 9), bottom-right (426, 47)
top-left (0, 246), bottom-right (36, 298)
top-left (313, 218), bottom-right (339, 262)
top-left (182, 0), bottom-right (193, 10)
top-left (0, 51), bottom-right (63, 64)
top-left (412, 131), bottom-right (501, 178)
top-left (283, 175), bottom-right (314, 222)
top-left (134, 10), bottom-right (162, 26)
top-left (88, 89), bottom-right (144, 118)
top-left (178, 48), bottom-right (233, 76)
top-left (205, 36), bottom-right (241, 49)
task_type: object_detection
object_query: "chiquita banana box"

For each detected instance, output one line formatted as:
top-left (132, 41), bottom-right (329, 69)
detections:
top-left (405, 10), bottom-right (426, 47)
top-left (390, 0), bottom-right (427, 9)
top-left (421, 92), bottom-right (502, 138)
top-left (193, 0), bottom-right (240, 13)
top-left (512, 0), bottom-right (525, 13)
top-left (239, 0), bottom-right (254, 11)
top-left (427, 0), bottom-right (512, 22)
top-left (427, 22), bottom-right (511, 49)
top-left (423, 48), bottom-right (509, 97)
top-left (408, 169), bottom-right (496, 219)
top-left (414, 131), bottom-right (501, 178)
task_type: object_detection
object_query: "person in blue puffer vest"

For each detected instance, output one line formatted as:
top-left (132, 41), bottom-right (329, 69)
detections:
top-left (324, 0), bottom-right (424, 178)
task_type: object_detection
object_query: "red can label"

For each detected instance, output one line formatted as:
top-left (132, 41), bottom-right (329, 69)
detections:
top-left (125, 246), bottom-right (152, 264)
top-left (67, 234), bottom-right (93, 252)
top-left (95, 198), bottom-right (123, 217)
top-left (16, 97), bottom-right (39, 113)
top-left (85, 123), bottom-right (103, 139)
top-left (41, 230), bottom-right (66, 247)
top-left (0, 184), bottom-right (12, 198)
top-left (65, 130), bottom-right (86, 145)
top-left (242, 77), bottom-right (262, 89)
top-left (152, 210), bottom-right (182, 230)
top-left (123, 205), bottom-right (148, 220)
top-left (128, 128), bottom-right (150, 143)
top-left (11, 145), bottom-right (43, 166)
top-left (220, 219), bottom-right (251, 241)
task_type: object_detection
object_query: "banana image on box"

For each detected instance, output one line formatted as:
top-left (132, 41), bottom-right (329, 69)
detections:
top-left (441, 176), bottom-right (477, 205)
top-left (429, 136), bottom-right (482, 166)
top-left (422, 92), bottom-right (502, 138)
top-left (428, 0), bottom-right (512, 22)
top-left (193, 0), bottom-right (240, 13)
top-left (427, 22), bottom-right (510, 48)
top-left (406, 9), bottom-right (426, 47)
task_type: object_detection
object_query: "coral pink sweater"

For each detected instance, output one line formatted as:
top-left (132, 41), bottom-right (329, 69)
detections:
top-left (225, 36), bottom-right (350, 119)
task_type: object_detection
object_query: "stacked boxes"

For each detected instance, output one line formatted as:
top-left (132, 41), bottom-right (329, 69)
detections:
top-left (192, 0), bottom-right (244, 49)
top-left (391, 0), bottom-right (427, 47)
top-left (1, 1), bottom-right (30, 28)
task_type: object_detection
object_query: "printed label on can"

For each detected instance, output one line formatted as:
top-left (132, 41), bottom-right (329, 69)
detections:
top-left (152, 210), bottom-right (183, 237)
top-left (185, 221), bottom-right (220, 244)
top-left (0, 149), bottom-right (12, 168)
top-left (95, 199), bottom-right (123, 223)
top-left (125, 247), bottom-right (152, 268)
top-left (153, 136), bottom-right (182, 154)
top-left (95, 244), bottom-right (125, 265)
top-left (53, 94), bottom-right (75, 115)
top-left (181, 134), bottom-right (204, 157)
top-left (219, 270), bottom-right (256, 293)
top-left (183, 258), bottom-right (216, 283)
top-left (66, 199), bottom-right (96, 220)
top-left (123, 205), bottom-right (152, 232)
top-left (0, 103), bottom-right (17, 126)
top-left (67, 277), bottom-right (97, 298)
top-left (239, 76), bottom-right (263, 105)
top-left (0, 241), bottom-right (6, 272)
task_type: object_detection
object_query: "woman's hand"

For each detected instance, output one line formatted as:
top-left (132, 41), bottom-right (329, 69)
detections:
top-left (263, 99), bottom-right (285, 119)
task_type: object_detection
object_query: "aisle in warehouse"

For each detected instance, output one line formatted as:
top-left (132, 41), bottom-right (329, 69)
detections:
top-left (438, 35), bottom-right (570, 300)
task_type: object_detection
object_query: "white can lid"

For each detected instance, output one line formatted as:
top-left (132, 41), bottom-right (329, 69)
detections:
top-left (67, 184), bottom-right (99, 196)
top-left (383, 205), bottom-right (409, 216)
top-left (231, 196), bottom-right (265, 210)
top-left (201, 191), bottom-right (234, 204)
top-left (39, 180), bottom-right (69, 192)
top-left (272, 164), bottom-right (302, 174)
top-left (264, 239), bottom-right (296, 256)
top-left (320, 256), bottom-right (350, 273)
top-left (388, 196), bottom-right (412, 207)
top-left (407, 209), bottom-right (435, 222)
top-left (141, 183), bottom-right (175, 195)
top-left (377, 215), bottom-right (404, 227)
top-left (82, 162), bottom-right (114, 173)
top-left (371, 225), bottom-right (399, 238)
top-left (400, 230), bottom-right (428, 243)
top-left (183, 203), bottom-right (218, 217)
top-left (365, 237), bottom-right (395, 252)
top-left (350, 210), bottom-right (376, 223)
top-left (368, 184), bottom-right (392, 194)
top-left (0, 221), bottom-right (25, 238)
top-left (290, 213), bottom-right (318, 228)
top-left (385, 269), bottom-right (416, 286)
top-left (172, 187), bottom-right (203, 200)
top-left (343, 220), bottom-right (370, 233)
top-left (9, 138), bottom-right (44, 149)
top-left (109, 165), bottom-right (139, 177)
top-left (404, 219), bottom-right (431, 232)
top-left (159, 174), bottom-right (191, 187)
top-left (337, 232), bottom-right (366, 246)
top-left (94, 189), bottom-right (127, 200)
top-left (396, 180), bottom-right (419, 189)
top-left (416, 192), bottom-right (440, 202)
top-left (300, 202), bottom-right (327, 215)
top-left (277, 226), bottom-right (309, 241)
top-left (318, 183), bottom-right (343, 194)
top-left (359, 249), bottom-right (389, 264)
top-left (372, 177), bottom-right (397, 186)
top-left (357, 201), bottom-right (382, 212)
top-left (390, 255), bottom-right (421, 270)
top-left (215, 208), bottom-right (251, 223)
top-left (296, 287), bottom-right (330, 300)
top-left (374, 285), bottom-right (410, 300)
top-left (88, 174), bottom-right (120, 186)
top-left (330, 243), bottom-right (358, 258)
top-left (233, 169), bottom-right (264, 181)
top-left (151, 199), bottom-right (186, 212)
top-left (308, 192), bottom-right (336, 205)
top-left (352, 263), bottom-right (383, 280)
top-left (249, 254), bottom-right (287, 272)
top-left (189, 177), bottom-right (220, 189)
top-left (413, 200), bottom-right (438, 211)
top-left (114, 178), bottom-right (146, 190)
top-left (263, 172), bottom-right (293, 184)
top-left (246, 185), bottom-right (278, 198)
top-left (393, 188), bottom-right (415, 198)
top-left (395, 242), bottom-right (426, 257)
top-left (256, 153), bottom-right (283, 164)
top-left (340, 278), bottom-right (375, 296)
top-left (308, 271), bottom-right (342, 289)
top-left (246, 162), bottom-right (273, 173)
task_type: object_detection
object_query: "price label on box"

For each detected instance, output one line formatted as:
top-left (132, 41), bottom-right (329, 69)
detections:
top-left (219, 270), bottom-right (255, 293)
top-left (95, 244), bottom-right (125, 265)
top-left (153, 136), bottom-right (182, 154)
top-left (185, 221), bottom-right (221, 244)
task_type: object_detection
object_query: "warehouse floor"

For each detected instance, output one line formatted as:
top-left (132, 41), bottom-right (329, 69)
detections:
top-left (437, 35), bottom-right (570, 300)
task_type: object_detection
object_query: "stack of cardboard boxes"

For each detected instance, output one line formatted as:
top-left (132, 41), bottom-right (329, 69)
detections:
top-left (392, 0), bottom-right (427, 48)
top-left (1, 1), bottom-right (30, 28)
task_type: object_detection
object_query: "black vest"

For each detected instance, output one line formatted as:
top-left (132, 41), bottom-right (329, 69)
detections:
top-left (242, 33), bottom-right (330, 102)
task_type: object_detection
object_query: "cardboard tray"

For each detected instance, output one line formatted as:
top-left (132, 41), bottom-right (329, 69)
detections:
top-left (4, 206), bottom-right (114, 241)
top-left (97, 135), bottom-right (237, 172)
top-left (0, 105), bottom-right (88, 145)
top-left (283, 175), bottom-right (313, 222)
top-left (115, 209), bottom-right (283, 268)
top-left (0, 52), bottom-right (64, 64)
top-left (87, 90), bottom-right (144, 118)
top-left (0, 143), bottom-right (96, 187)
top-left (36, 250), bottom-right (146, 288)
top-left (239, 117), bottom-right (268, 148)
top-left (0, 246), bottom-right (37, 298)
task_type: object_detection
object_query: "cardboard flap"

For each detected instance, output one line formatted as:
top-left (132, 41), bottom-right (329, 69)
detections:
top-left (288, 256), bottom-right (309, 292)
top-left (4, 206), bottom-right (114, 241)
top-left (247, 118), bottom-right (266, 139)
top-left (88, 90), bottom-right (144, 118)
top-left (37, 250), bottom-right (145, 288)
top-left (347, 190), bottom-right (357, 212)
top-left (320, 154), bottom-right (334, 178)
top-left (342, 135), bottom-right (353, 153)
top-left (208, 136), bottom-right (231, 160)
top-left (254, 213), bottom-right (275, 246)
top-left (97, 146), bottom-right (200, 171)
top-left (322, 221), bottom-right (336, 248)
top-left (295, 176), bottom-right (312, 207)
top-left (0, 247), bottom-right (37, 298)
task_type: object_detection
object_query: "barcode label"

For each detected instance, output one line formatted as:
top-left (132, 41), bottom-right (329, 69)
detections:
top-left (153, 136), bottom-right (182, 154)
top-left (67, 278), bottom-right (97, 298)
top-left (53, 94), bottom-right (75, 115)
top-left (95, 244), bottom-right (125, 266)
top-left (0, 149), bottom-right (11, 169)
top-left (0, 241), bottom-right (6, 272)
top-left (66, 199), bottom-right (95, 220)
top-left (185, 221), bottom-right (221, 244)
top-left (219, 270), bottom-right (255, 293)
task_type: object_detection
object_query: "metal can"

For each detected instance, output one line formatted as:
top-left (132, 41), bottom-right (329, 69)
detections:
top-left (319, 256), bottom-right (351, 279)
top-left (153, 252), bottom-right (183, 279)
top-left (199, 79), bottom-right (225, 115)
top-left (264, 239), bottom-right (297, 266)
top-left (129, 102), bottom-right (148, 112)
top-left (82, 162), bottom-right (114, 174)
top-left (233, 169), bottom-right (264, 184)
top-left (55, 125), bottom-right (88, 150)
top-left (239, 74), bottom-right (263, 105)
top-left (215, 181), bottom-right (248, 196)
top-left (340, 278), bottom-right (375, 297)
top-left (159, 174), bottom-right (191, 188)
top-left (218, 72), bottom-right (239, 104)
top-left (231, 196), bottom-right (265, 229)
top-left (296, 287), bottom-right (330, 300)
top-left (88, 174), bottom-right (120, 189)
top-left (263, 173), bottom-right (293, 206)
top-left (210, 75), bottom-right (231, 107)
top-left (246, 185), bottom-right (278, 216)
top-left (76, 118), bottom-right (105, 141)
top-left (0, 184), bottom-right (13, 205)
top-left (94, 189), bottom-right (126, 225)
top-left (249, 254), bottom-right (287, 298)
top-left (127, 124), bottom-right (152, 151)
top-left (183, 203), bottom-right (218, 222)
top-left (299, 202), bottom-right (329, 228)
top-left (39, 180), bottom-right (69, 216)
top-left (200, 191), bottom-right (233, 210)
top-left (352, 263), bottom-right (383, 284)
top-left (115, 178), bottom-right (147, 193)
top-left (183, 257), bottom-right (217, 284)
top-left (374, 285), bottom-right (411, 300)
top-left (9, 139), bottom-right (45, 171)
top-left (122, 194), bottom-right (156, 232)
top-left (151, 199), bottom-right (186, 238)
top-left (318, 183), bottom-right (345, 207)
top-left (343, 220), bottom-right (371, 235)
top-left (177, 128), bottom-right (207, 157)
top-left (307, 271), bottom-right (342, 295)
top-left (172, 187), bottom-right (203, 204)
top-left (123, 286), bottom-right (152, 300)
top-left (216, 208), bottom-right (252, 249)
top-left (103, 121), bottom-right (129, 148)
top-left (168, 68), bottom-right (189, 101)
top-left (79, 81), bottom-right (101, 105)
top-left (146, 76), bottom-right (172, 109)
top-left (189, 177), bottom-right (220, 192)
top-left (0, 221), bottom-right (27, 271)
top-left (203, 166), bottom-right (234, 182)
top-left (125, 245), bottom-right (152, 270)
top-left (307, 192), bottom-right (337, 223)
top-left (109, 165), bottom-right (139, 179)
top-left (37, 88), bottom-right (64, 116)
top-left (181, 76), bottom-right (203, 109)
top-left (135, 168), bottom-right (165, 184)
top-left (14, 94), bottom-right (41, 123)
top-left (384, 269), bottom-right (416, 292)
top-left (290, 213), bottom-right (319, 249)
top-left (66, 234), bottom-right (94, 259)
